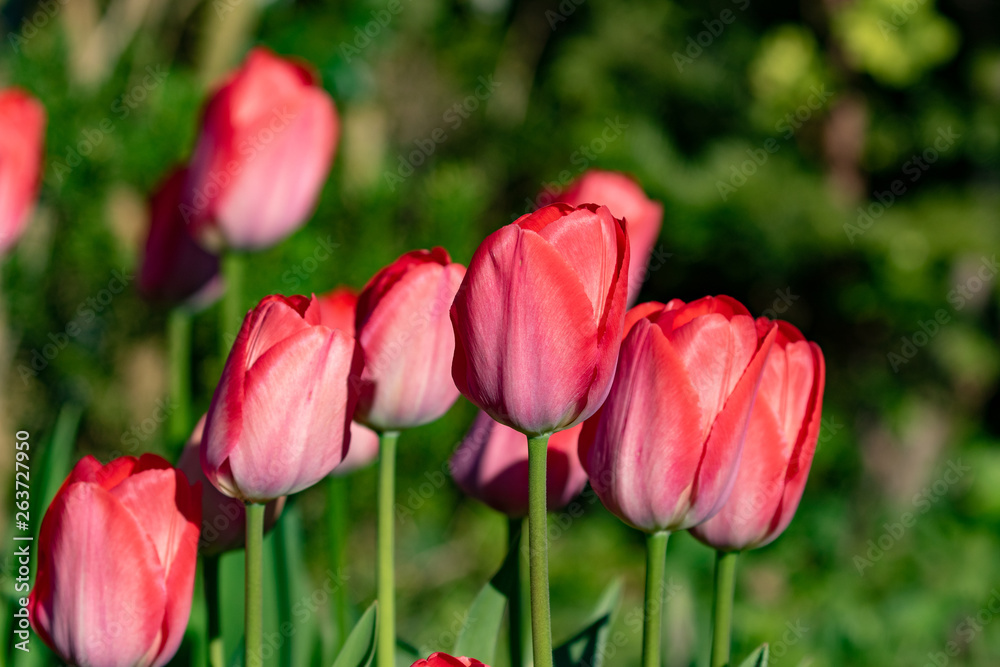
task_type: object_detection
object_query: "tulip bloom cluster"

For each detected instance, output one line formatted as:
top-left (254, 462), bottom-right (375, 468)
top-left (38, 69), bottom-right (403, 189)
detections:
top-left (25, 42), bottom-right (827, 667)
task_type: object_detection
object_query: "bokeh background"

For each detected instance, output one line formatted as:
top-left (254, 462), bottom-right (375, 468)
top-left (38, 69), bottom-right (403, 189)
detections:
top-left (2, 0), bottom-right (1000, 664)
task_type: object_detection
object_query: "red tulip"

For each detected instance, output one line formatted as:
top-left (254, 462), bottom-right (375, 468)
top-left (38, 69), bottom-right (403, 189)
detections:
top-left (0, 88), bottom-right (45, 255)
top-left (579, 297), bottom-right (777, 533)
top-left (176, 415), bottom-right (285, 555)
top-left (314, 286), bottom-right (382, 473)
top-left (690, 319), bottom-right (825, 551)
top-left (354, 248), bottom-right (466, 431)
top-left (139, 167), bottom-right (221, 306)
top-left (451, 411), bottom-right (587, 517)
top-left (183, 47), bottom-right (338, 250)
top-left (29, 454), bottom-right (200, 667)
top-left (202, 294), bottom-right (362, 502)
top-left (451, 203), bottom-right (630, 436)
top-left (410, 654), bottom-right (489, 667)
top-left (556, 170), bottom-right (662, 304)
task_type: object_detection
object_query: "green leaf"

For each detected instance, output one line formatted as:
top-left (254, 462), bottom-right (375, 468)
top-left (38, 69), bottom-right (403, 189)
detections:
top-left (737, 643), bottom-right (770, 667)
top-left (452, 527), bottom-right (522, 663)
top-left (553, 578), bottom-right (625, 667)
top-left (332, 602), bottom-right (378, 667)
top-left (395, 638), bottom-right (421, 667)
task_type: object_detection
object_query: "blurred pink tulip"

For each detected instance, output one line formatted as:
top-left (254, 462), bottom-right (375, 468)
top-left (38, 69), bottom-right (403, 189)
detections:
top-left (0, 88), bottom-right (45, 256)
top-left (410, 654), bottom-right (489, 667)
top-left (183, 47), bottom-right (338, 250)
top-left (139, 167), bottom-right (221, 307)
top-left (580, 297), bottom-right (776, 533)
top-left (557, 170), bottom-right (662, 304)
top-left (202, 294), bottom-right (362, 502)
top-left (451, 411), bottom-right (587, 517)
top-left (691, 319), bottom-right (825, 551)
top-left (29, 454), bottom-right (200, 667)
top-left (451, 203), bottom-right (630, 436)
top-left (354, 248), bottom-right (466, 431)
top-left (176, 415), bottom-right (285, 555)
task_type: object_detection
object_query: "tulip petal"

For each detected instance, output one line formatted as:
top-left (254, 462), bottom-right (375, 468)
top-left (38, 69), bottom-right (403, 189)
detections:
top-left (230, 326), bottom-right (359, 500)
top-left (452, 225), bottom-right (598, 434)
top-left (30, 484), bottom-right (167, 667)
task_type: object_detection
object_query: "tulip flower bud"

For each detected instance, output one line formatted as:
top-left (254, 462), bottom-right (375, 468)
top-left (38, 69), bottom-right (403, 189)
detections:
top-left (354, 248), bottom-right (466, 432)
top-left (556, 170), bottom-right (663, 305)
top-left (314, 286), bottom-right (381, 474)
top-left (139, 167), bottom-right (222, 307)
top-left (451, 411), bottom-right (587, 517)
top-left (579, 297), bottom-right (777, 534)
top-left (451, 203), bottom-right (630, 436)
top-left (0, 88), bottom-right (45, 256)
top-left (691, 319), bottom-right (825, 551)
top-left (29, 454), bottom-right (200, 667)
top-left (202, 294), bottom-right (363, 502)
top-left (410, 654), bottom-right (490, 667)
top-left (176, 415), bottom-right (285, 555)
top-left (183, 47), bottom-right (338, 251)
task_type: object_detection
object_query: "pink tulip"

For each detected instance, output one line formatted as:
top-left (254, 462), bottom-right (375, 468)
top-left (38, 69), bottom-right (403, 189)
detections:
top-left (29, 454), bottom-right (200, 667)
top-left (451, 411), bottom-right (587, 517)
top-left (556, 170), bottom-right (663, 304)
top-left (354, 248), bottom-right (466, 431)
top-left (410, 654), bottom-right (490, 667)
top-left (579, 297), bottom-right (777, 533)
top-left (176, 415), bottom-right (286, 555)
top-left (0, 88), bottom-right (45, 256)
top-left (183, 47), bottom-right (338, 250)
top-left (451, 203), bottom-right (630, 436)
top-left (314, 286), bottom-right (381, 473)
top-left (202, 294), bottom-right (362, 502)
top-left (691, 319), bottom-right (825, 551)
top-left (139, 167), bottom-right (221, 306)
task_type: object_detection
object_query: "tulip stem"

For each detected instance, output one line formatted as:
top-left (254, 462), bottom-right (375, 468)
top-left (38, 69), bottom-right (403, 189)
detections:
top-left (641, 531), bottom-right (670, 667)
top-left (507, 516), bottom-right (525, 667)
top-left (245, 503), bottom-right (265, 667)
top-left (377, 431), bottom-right (399, 667)
top-left (204, 555), bottom-right (225, 667)
top-left (168, 307), bottom-right (192, 452)
top-left (709, 550), bottom-right (739, 667)
top-left (527, 433), bottom-right (553, 667)
top-left (327, 474), bottom-right (351, 657)
top-left (221, 252), bottom-right (246, 357)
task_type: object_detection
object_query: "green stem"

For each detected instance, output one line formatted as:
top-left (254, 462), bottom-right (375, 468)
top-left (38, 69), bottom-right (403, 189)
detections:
top-left (507, 516), bottom-right (524, 667)
top-left (710, 550), bottom-right (739, 667)
top-left (376, 431), bottom-right (399, 667)
top-left (167, 307), bottom-right (192, 451)
top-left (221, 253), bottom-right (246, 357)
top-left (204, 555), bottom-right (224, 667)
top-left (328, 475), bottom-right (351, 657)
top-left (527, 433), bottom-right (553, 667)
top-left (245, 503), bottom-right (265, 667)
top-left (641, 531), bottom-right (670, 667)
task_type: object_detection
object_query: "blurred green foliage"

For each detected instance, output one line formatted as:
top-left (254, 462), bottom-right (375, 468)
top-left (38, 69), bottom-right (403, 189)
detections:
top-left (1, 0), bottom-right (999, 665)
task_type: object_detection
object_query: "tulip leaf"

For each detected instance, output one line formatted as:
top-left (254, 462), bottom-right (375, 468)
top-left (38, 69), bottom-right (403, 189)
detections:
top-left (737, 643), bottom-right (770, 667)
top-left (552, 578), bottom-right (624, 667)
top-left (395, 638), bottom-right (422, 666)
top-left (452, 524), bottom-right (522, 663)
top-left (332, 602), bottom-right (378, 667)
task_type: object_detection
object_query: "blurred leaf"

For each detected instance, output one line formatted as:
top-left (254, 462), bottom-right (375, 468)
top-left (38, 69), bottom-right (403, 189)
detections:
top-left (395, 639), bottom-right (421, 667)
top-left (553, 578), bottom-right (624, 667)
top-left (332, 602), bottom-right (378, 667)
top-left (737, 643), bottom-right (770, 667)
